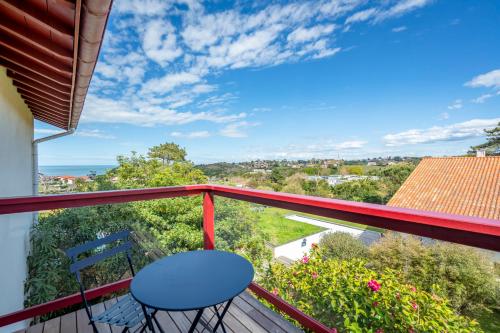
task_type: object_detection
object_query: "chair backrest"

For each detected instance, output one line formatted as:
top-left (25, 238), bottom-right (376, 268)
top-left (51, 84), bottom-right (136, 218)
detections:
top-left (64, 230), bottom-right (135, 320)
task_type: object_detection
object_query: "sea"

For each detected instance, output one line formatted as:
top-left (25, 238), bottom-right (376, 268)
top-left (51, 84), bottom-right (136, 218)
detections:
top-left (39, 165), bottom-right (117, 177)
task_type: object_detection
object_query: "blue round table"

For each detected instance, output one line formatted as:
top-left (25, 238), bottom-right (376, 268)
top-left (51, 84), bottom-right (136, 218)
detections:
top-left (131, 250), bottom-right (254, 333)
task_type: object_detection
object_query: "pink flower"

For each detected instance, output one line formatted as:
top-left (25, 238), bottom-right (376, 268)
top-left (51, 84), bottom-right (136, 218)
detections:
top-left (372, 301), bottom-right (379, 307)
top-left (331, 329), bottom-right (337, 333)
top-left (367, 279), bottom-right (381, 292)
top-left (312, 272), bottom-right (319, 279)
top-left (272, 288), bottom-right (279, 296)
top-left (408, 328), bottom-right (415, 333)
top-left (376, 329), bottom-right (384, 333)
top-left (409, 286), bottom-right (417, 292)
top-left (411, 302), bottom-right (418, 311)
top-left (301, 256), bottom-right (309, 264)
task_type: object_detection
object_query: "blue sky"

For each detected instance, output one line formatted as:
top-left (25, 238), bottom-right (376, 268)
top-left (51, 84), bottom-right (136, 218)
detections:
top-left (35, 0), bottom-right (500, 165)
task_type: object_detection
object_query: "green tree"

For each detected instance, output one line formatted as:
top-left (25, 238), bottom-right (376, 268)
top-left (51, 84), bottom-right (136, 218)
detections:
top-left (331, 179), bottom-right (385, 203)
top-left (281, 173), bottom-right (306, 195)
top-left (368, 163), bottom-right (416, 201)
top-left (26, 143), bottom-right (272, 318)
top-left (148, 142), bottom-right (187, 165)
top-left (469, 122), bottom-right (500, 155)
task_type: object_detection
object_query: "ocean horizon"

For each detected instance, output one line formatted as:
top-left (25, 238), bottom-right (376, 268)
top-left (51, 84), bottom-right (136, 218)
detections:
top-left (39, 165), bottom-right (117, 177)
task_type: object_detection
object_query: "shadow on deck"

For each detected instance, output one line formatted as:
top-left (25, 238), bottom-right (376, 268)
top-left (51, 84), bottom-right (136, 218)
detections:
top-left (15, 292), bottom-right (303, 333)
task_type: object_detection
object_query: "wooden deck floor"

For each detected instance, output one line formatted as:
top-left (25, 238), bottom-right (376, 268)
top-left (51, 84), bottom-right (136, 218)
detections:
top-left (15, 292), bottom-right (303, 333)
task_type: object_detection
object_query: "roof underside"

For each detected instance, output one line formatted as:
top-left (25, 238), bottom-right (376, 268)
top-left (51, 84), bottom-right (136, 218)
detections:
top-left (388, 157), bottom-right (500, 220)
top-left (0, 0), bottom-right (112, 130)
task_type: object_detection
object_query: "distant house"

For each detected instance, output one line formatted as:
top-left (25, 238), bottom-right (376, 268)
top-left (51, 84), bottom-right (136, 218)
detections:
top-left (57, 176), bottom-right (77, 185)
top-left (388, 156), bottom-right (499, 220)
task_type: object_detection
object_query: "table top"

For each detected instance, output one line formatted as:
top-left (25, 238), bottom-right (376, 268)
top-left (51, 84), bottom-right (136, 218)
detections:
top-left (130, 250), bottom-right (254, 311)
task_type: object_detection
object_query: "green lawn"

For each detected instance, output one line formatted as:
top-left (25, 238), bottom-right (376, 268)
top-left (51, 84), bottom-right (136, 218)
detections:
top-left (294, 212), bottom-right (385, 233)
top-left (257, 208), bottom-right (324, 246)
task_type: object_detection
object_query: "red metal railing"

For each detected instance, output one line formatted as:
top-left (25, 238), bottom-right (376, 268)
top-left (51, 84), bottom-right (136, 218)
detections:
top-left (0, 185), bottom-right (499, 332)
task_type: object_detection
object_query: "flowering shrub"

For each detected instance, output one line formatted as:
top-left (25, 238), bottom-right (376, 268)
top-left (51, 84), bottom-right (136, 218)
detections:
top-left (260, 246), bottom-right (482, 332)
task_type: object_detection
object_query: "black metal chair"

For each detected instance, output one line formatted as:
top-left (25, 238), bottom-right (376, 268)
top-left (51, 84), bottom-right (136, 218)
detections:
top-left (65, 230), bottom-right (162, 333)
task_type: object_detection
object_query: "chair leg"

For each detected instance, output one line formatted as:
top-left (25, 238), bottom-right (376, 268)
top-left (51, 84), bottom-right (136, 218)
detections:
top-left (91, 321), bottom-right (99, 333)
top-left (121, 327), bottom-right (129, 333)
top-left (151, 312), bottom-right (165, 333)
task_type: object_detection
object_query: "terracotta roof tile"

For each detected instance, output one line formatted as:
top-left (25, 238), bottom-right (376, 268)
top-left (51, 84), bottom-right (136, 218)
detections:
top-left (388, 157), bottom-right (500, 220)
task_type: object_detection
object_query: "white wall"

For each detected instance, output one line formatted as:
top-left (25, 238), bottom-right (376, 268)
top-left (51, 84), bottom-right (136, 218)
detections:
top-left (0, 67), bottom-right (34, 332)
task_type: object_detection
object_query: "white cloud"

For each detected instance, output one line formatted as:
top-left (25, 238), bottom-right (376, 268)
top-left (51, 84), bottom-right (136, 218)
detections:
top-left (142, 20), bottom-right (182, 65)
top-left (35, 128), bottom-right (62, 135)
top-left (81, 95), bottom-right (247, 127)
top-left (287, 24), bottom-right (336, 44)
top-left (374, 0), bottom-right (433, 22)
top-left (383, 118), bottom-right (500, 146)
top-left (246, 139), bottom-right (368, 160)
top-left (95, 62), bottom-right (120, 78)
top-left (471, 91), bottom-right (500, 103)
top-left (198, 93), bottom-right (238, 108)
top-left (219, 121), bottom-right (259, 138)
top-left (447, 99), bottom-right (463, 110)
top-left (465, 69), bottom-right (500, 89)
top-left (76, 129), bottom-right (115, 139)
top-left (392, 26), bottom-right (407, 32)
top-left (114, 0), bottom-right (172, 16)
top-left (141, 72), bottom-right (201, 95)
top-left (439, 112), bottom-right (450, 120)
top-left (171, 131), bottom-right (211, 138)
top-left (84, 0), bottom-right (434, 129)
top-left (346, 0), bottom-right (433, 25)
top-left (345, 8), bottom-right (378, 24)
top-left (252, 107), bottom-right (271, 112)
top-left (334, 140), bottom-right (367, 149)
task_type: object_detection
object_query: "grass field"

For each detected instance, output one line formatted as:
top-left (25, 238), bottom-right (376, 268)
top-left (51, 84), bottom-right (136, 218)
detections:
top-left (257, 208), bottom-right (324, 246)
top-left (295, 212), bottom-right (385, 233)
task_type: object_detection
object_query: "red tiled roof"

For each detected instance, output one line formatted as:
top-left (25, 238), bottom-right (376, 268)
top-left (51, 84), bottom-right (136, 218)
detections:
top-left (388, 157), bottom-right (500, 220)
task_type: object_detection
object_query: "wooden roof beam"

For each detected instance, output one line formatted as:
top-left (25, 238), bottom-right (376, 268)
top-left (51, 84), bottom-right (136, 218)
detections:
top-left (0, 31), bottom-right (72, 72)
top-left (5, 67), bottom-right (71, 94)
top-left (18, 88), bottom-right (70, 108)
top-left (25, 101), bottom-right (68, 117)
top-left (22, 96), bottom-right (69, 113)
top-left (0, 17), bottom-right (73, 62)
top-left (0, 46), bottom-right (72, 78)
top-left (14, 81), bottom-right (71, 102)
top-left (0, 0), bottom-right (74, 38)
top-left (0, 54), bottom-right (71, 86)
top-left (31, 108), bottom-right (68, 123)
top-left (32, 114), bottom-right (66, 129)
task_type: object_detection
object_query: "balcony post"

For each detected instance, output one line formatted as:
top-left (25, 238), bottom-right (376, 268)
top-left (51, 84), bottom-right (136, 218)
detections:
top-left (203, 191), bottom-right (215, 250)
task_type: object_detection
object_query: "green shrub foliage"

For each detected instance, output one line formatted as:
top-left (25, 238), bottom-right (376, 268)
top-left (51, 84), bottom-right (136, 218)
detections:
top-left (261, 246), bottom-right (482, 333)
top-left (319, 232), bottom-right (368, 261)
top-left (369, 232), bottom-right (500, 316)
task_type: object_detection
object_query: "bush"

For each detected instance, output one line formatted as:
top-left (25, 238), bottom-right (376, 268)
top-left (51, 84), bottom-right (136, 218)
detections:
top-left (319, 232), bottom-right (368, 261)
top-left (261, 246), bottom-right (482, 332)
top-left (369, 232), bottom-right (500, 315)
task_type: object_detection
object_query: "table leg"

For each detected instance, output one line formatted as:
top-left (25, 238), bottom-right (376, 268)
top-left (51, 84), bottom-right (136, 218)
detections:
top-left (212, 298), bottom-right (233, 333)
top-left (141, 305), bottom-right (155, 333)
top-left (188, 308), bottom-right (204, 333)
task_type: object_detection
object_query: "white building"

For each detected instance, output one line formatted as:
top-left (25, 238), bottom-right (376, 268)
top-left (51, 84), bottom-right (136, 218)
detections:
top-left (0, 2), bottom-right (111, 331)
